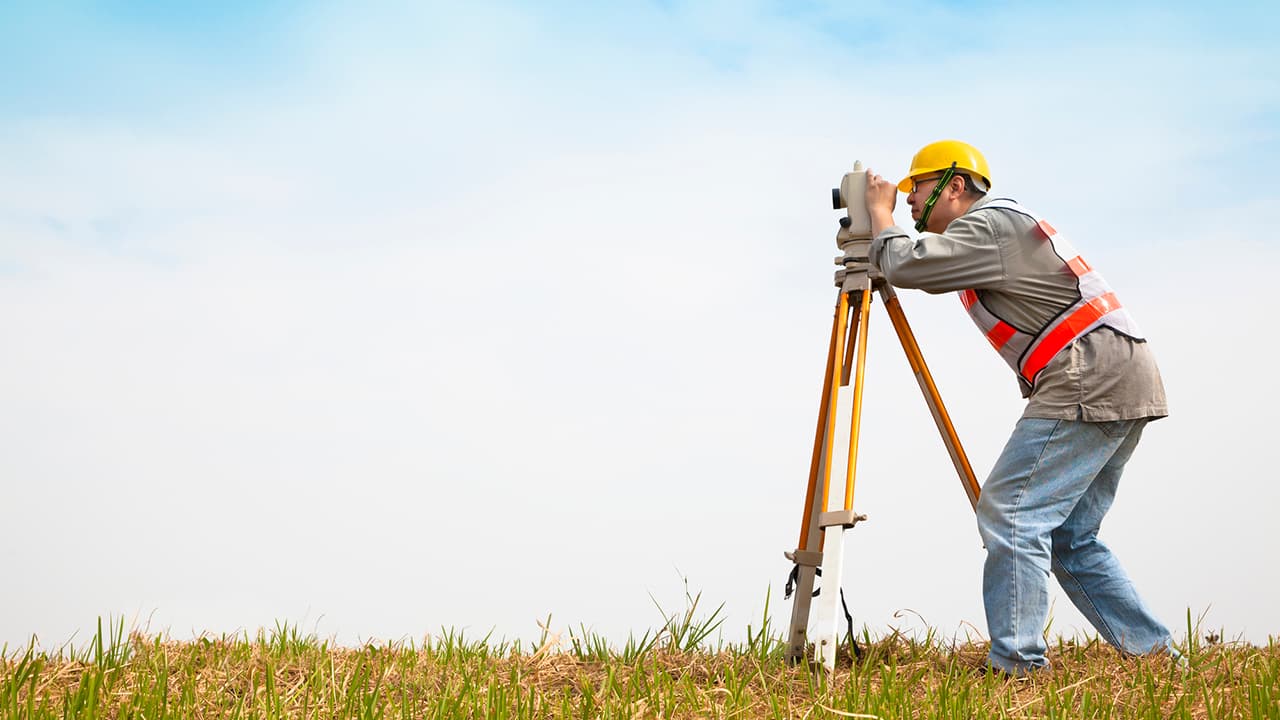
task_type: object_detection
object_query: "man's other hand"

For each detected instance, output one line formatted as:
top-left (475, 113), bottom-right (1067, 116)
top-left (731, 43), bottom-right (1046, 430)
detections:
top-left (865, 168), bottom-right (898, 234)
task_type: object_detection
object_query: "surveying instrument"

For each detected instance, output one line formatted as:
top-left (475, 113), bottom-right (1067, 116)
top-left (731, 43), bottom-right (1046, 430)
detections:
top-left (783, 162), bottom-right (983, 672)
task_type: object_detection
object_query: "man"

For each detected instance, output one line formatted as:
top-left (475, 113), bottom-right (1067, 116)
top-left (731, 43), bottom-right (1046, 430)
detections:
top-left (861, 140), bottom-right (1175, 676)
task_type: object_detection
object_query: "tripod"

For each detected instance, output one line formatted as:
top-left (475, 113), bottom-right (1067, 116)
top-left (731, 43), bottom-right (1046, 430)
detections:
top-left (783, 187), bottom-right (983, 671)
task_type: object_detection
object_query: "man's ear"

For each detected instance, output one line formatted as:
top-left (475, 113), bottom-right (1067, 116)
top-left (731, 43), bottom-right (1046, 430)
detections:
top-left (947, 175), bottom-right (966, 198)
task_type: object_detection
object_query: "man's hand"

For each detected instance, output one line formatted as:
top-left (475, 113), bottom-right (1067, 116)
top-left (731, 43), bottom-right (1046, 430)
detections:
top-left (864, 168), bottom-right (898, 235)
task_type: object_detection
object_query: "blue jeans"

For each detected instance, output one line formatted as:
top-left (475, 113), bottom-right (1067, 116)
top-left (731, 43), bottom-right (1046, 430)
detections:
top-left (976, 417), bottom-right (1172, 674)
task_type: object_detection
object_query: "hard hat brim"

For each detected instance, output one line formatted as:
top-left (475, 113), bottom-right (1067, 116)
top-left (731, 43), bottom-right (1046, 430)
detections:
top-left (899, 140), bottom-right (993, 194)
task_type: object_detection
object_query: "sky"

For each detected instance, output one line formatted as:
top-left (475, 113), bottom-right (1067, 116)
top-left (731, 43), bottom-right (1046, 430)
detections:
top-left (2, 1), bottom-right (1278, 653)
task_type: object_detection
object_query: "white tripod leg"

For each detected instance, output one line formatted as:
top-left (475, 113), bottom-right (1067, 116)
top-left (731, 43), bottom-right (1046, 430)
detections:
top-left (811, 523), bottom-right (846, 672)
top-left (810, 510), bottom-right (865, 673)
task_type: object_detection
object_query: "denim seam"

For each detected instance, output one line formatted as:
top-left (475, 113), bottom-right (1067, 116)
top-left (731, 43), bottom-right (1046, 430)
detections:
top-left (1050, 548), bottom-right (1121, 648)
top-left (1047, 422), bottom-right (1143, 654)
top-left (1005, 418), bottom-right (1062, 665)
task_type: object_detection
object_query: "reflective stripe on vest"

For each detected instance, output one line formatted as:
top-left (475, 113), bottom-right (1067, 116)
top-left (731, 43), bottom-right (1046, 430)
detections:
top-left (957, 198), bottom-right (1144, 388)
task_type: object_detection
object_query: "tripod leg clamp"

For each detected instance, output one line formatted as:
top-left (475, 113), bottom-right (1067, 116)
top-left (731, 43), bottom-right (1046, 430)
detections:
top-left (783, 549), bottom-right (823, 567)
top-left (818, 510), bottom-right (868, 529)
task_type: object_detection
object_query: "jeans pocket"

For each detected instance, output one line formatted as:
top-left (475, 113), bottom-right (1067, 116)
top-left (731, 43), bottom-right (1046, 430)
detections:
top-left (1093, 419), bottom-right (1134, 439)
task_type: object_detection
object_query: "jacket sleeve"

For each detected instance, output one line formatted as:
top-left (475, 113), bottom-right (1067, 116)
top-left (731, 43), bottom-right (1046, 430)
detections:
top-left (869, 211), bottom-right (1007, 294)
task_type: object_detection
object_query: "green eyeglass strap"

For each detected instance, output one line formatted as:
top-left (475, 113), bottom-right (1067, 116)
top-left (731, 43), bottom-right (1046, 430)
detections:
top-left (914, 162), bottom-right (957, 233)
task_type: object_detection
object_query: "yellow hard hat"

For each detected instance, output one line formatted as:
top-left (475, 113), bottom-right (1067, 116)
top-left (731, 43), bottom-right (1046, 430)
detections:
top-left (896, 140), bottom-right (992, 193)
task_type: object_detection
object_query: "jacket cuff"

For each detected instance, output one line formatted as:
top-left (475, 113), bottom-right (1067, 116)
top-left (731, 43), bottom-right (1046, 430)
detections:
top-left (870, 226), bottom-right (911, 265)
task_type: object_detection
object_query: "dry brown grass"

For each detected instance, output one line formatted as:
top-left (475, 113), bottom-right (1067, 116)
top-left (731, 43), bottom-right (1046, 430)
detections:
top-left (3, 621), bottom-right (1277, 719)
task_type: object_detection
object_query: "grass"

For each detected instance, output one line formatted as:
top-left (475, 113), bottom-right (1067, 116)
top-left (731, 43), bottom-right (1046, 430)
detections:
top-left (3, 608), bottom-right (1278, 719)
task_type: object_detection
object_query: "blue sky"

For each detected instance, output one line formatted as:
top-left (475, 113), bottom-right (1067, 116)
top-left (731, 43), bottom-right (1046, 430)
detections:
top-left (2, 1), bottom-right (1278, 650)
top-left (7, 3), bottom-right (1275, 121)
top-left (2, 4), bottom-right (299, 119)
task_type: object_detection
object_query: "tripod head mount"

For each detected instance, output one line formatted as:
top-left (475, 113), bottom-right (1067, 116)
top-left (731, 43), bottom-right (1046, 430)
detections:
top-left (834, 235), bottom-right (882, 291)
top-left (832, 160), bottom-right (882, 292)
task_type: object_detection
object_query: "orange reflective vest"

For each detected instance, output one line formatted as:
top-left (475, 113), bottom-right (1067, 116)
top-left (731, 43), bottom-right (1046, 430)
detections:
top-left (959, 198), bottom-right (1143, 389)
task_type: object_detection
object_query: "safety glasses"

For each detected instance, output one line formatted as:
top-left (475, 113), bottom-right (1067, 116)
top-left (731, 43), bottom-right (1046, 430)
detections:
top-left (909, 175), bottom-right (947, 194)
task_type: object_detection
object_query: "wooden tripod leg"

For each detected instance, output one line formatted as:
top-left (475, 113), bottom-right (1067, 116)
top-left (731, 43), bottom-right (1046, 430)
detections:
top-left (812, 285), bottom-right (874, 672)
top-left (786, 290), bottom-right (851, 664)
top-left (840, 292), bottom-right (862, 387)
top-left (843, 287), bottom-right (873, 511)
top-left (878, 284), bottom-right (982, 509)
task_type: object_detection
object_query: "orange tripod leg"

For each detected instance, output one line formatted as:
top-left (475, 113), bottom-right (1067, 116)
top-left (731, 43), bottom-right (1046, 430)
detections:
top-left (800, 291), bottom-right (852, 551)
top-left (787, 290), bottom-right (851, 663)
top-left (843, 288), bottom-right (873, 511)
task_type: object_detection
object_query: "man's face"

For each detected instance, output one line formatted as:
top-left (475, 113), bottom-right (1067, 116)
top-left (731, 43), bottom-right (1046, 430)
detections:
top-left (905, 174), bottom-right (946, 229)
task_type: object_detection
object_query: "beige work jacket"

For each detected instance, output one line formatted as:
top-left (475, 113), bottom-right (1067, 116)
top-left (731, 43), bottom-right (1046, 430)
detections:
top-left (870, 195), bottom-right (1168, 422)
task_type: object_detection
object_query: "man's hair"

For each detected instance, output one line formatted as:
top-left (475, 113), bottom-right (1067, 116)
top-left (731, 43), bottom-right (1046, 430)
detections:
top-left (959, 173), bottom-right (987, 197)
